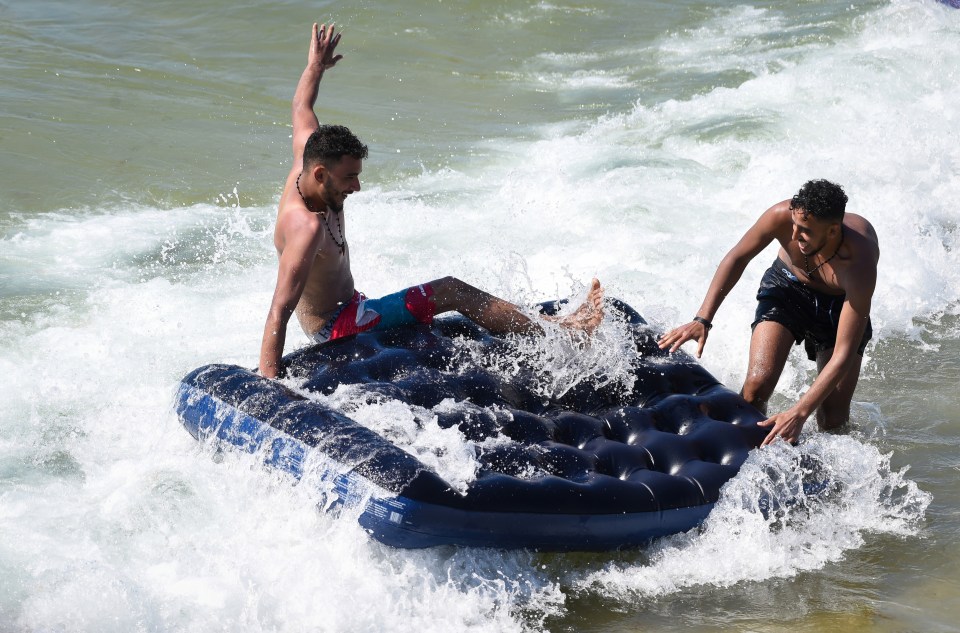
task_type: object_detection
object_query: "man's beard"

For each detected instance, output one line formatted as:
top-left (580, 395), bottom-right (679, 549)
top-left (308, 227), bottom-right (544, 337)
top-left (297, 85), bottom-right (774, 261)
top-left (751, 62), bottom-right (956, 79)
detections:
top-left (322, 174), bottom-right (344, 213)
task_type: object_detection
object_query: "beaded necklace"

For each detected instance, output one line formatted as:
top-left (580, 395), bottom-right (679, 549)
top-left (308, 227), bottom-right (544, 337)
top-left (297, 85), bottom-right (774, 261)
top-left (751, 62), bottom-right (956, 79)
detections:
top-left (296, 173), bottom-right (347, 255)
top-left (803, 226), bottom-right (843, 278)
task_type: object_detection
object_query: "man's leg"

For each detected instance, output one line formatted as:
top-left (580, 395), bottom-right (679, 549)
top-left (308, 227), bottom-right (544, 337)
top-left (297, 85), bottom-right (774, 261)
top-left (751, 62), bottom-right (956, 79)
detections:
top-left (814, 347), bottom-right (863, 430)
top-left (741, 321), bottom-right (795, 414)
top-left (426, 276), bottom-right (603, 335)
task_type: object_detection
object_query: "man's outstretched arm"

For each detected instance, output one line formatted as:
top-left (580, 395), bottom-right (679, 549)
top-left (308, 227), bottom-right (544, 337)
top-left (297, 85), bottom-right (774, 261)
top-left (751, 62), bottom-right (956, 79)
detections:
top-left (292, 23), bottom-right (343, 169)
top-left (658, 201), bottom-right (789, 357)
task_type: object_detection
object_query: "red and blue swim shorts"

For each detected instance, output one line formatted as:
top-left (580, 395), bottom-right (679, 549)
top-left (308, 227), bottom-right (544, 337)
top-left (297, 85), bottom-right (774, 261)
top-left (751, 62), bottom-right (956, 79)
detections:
top-left (312, 284), bottom-right (436, 344)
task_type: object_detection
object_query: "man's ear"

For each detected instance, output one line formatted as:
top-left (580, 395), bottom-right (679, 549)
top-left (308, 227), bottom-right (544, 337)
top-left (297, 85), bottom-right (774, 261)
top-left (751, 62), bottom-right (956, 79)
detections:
top-left (312, 163), bottom-right (326, 183)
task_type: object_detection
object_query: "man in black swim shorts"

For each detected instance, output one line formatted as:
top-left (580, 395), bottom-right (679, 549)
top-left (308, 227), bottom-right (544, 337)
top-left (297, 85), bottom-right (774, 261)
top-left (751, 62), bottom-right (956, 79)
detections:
top-left (658, 180), bottom-right (879, 446)
top-left (753, 256), bottom-right (873, 363)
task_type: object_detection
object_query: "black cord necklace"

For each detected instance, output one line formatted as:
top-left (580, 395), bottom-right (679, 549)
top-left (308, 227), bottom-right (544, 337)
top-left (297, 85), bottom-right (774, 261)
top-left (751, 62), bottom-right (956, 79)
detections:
top-left (296, 173), bottom-right (346, 255)
top-left (804, 226), bottom-right (843, 278)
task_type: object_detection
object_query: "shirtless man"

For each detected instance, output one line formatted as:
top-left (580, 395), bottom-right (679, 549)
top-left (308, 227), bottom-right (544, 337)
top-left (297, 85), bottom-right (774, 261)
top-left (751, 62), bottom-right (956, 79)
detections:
top-left (657, 180), bottom-right (878, 446)
top-left (259, 23), bottom-right (604, 379)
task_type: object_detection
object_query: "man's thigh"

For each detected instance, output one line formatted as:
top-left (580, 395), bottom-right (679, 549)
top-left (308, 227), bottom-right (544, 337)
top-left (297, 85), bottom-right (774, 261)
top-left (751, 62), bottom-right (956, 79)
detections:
top-left (742, 320), bottom-right (796, 405)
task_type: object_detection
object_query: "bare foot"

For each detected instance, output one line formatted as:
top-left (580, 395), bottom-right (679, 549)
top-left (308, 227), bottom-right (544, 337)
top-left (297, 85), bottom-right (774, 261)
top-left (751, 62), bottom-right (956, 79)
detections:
top-left (556, 278), bottom-right (604, 335)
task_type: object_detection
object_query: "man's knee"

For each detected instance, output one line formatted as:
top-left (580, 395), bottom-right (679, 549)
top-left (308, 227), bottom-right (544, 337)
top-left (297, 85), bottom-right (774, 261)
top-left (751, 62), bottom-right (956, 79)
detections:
top-left (430, 275), bottom-right (471, 294)
top-left (740, 375), bottom-right (776, 413)
top-left (428, 276), bottom-right (474, 312)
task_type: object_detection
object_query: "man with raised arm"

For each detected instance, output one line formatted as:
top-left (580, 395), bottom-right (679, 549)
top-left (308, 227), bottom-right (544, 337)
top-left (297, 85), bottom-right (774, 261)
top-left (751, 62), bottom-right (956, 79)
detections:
top-left (259, 23), bottom-right (604, 379)
top-left (657, 180), bottom-right (879, 446)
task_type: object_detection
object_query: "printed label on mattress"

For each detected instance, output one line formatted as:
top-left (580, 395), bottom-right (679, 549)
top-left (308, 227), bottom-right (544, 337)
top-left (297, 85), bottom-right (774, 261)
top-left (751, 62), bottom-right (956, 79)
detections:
top-left (366, 497), bottom-right (409, 524)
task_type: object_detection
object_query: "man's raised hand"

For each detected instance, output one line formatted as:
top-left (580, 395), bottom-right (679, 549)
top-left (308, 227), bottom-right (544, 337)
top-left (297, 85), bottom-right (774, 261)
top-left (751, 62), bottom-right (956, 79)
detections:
top-left (309, 22), bottom-right (343, 71)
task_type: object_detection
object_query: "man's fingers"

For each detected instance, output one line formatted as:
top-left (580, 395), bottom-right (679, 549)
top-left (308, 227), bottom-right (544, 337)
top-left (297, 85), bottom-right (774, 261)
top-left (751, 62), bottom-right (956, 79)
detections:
top-left (672, 333), bottom-right (690, 351)
top-left (762, 430), bottom-right (794, 447)
top-left (658, 330), bottom-right (688, 352)
top-left (657, 331), bottom-right (676, 349)
top-left (318, 23), bottom-right (337, 46)
top-left (758, 418), bottom-right (777, 447)
top-left (658, 322), bottom-right (710, 352)
top-left (757, 416), bottom-right (794, 447)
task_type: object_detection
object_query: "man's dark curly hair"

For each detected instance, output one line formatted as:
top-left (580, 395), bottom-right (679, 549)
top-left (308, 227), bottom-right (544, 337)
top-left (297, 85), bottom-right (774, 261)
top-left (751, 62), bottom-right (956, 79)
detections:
top-left (303, 124), bottom-right (368, 169)
top-left (789, 179), bottom-right (847, 222)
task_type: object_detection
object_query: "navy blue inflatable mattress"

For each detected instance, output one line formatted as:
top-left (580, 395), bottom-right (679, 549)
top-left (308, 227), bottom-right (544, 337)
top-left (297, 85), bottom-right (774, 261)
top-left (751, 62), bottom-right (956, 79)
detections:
top-left (175, 299), bottom-right (768, 550)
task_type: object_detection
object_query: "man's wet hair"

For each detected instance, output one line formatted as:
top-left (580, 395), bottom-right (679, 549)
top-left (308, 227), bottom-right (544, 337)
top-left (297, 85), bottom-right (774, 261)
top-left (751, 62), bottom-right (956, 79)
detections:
top-left (303, 124), bottom-right (368, 169)
top-left (790, 179), bottom-right (847, 222)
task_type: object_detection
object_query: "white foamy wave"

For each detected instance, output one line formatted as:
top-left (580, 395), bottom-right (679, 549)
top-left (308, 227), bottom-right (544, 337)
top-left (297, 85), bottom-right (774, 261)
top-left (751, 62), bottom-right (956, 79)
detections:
top-left (518, 69), bottom-right (634, 91)
top-left (0, 254), bottom-right (556, 632)
top-left (656, 5), bottom-right (797, 76)
top-left (498, 1), bottom-right (603, 26)
top-left (643, 2), bottom-right (960, 341)
top-left (386, 0), bottom-right (960, 371)
top-left (0, 201), bottom-right (273, 297)
top-left (571, 433), bottom-right (932, 600)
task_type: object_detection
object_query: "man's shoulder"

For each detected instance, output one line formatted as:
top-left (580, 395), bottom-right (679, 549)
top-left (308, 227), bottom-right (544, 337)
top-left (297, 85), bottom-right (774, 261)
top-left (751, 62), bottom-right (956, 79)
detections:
top-left (278, 191), bottom-right (321, 231)
top-left (844, 213), bottom-right (878, 240)
top-left (276, 201), bottom-right (323, 255)
top-left (839, 225), bottom-right (879, 295)
top-left (751, 200), bottom-right (795, 239)
top-left (768, 199), bottom-right (793, 213)
top-left (759, 199), bottom-right (795, 225)
top-left (843, 214), bottom-right (880, 262)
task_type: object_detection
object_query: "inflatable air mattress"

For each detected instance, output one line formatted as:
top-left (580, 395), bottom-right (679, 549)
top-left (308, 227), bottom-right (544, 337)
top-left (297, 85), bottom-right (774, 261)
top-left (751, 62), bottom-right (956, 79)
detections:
top-left (174, 300), bottom-right (769, 550)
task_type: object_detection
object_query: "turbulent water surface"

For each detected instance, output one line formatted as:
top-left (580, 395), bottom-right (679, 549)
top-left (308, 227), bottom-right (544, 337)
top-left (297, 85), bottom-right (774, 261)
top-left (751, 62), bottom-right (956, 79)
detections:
top-left (1, 0), bottom-right (958, 631)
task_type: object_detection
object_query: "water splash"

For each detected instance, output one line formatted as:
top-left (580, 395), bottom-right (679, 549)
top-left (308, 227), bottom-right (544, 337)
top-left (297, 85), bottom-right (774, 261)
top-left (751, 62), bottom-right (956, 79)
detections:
top-left (452, 295), bottom-right (641, 402)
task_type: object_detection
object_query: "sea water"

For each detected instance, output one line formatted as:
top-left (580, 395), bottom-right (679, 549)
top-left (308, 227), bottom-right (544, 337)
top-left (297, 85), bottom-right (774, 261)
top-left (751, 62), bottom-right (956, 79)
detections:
top-left (1, 0), bottom-right (957, 631)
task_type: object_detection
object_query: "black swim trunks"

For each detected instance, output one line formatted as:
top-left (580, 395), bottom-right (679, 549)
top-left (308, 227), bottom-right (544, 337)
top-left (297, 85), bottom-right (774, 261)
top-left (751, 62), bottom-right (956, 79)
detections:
top-left (752, 258), bottom-right (872, 361)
